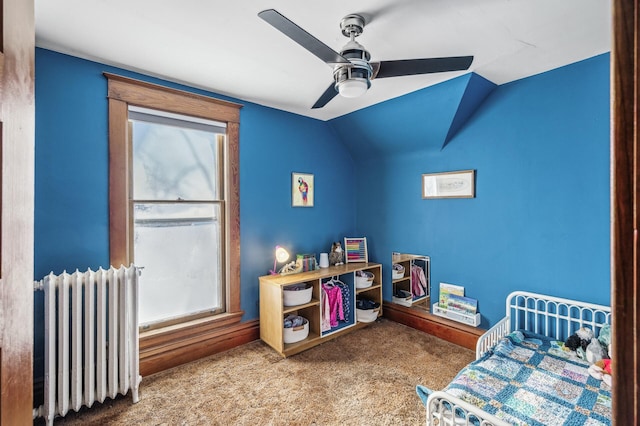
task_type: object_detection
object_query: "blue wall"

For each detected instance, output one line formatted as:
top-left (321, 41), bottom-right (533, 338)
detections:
top-left (35, 48), bottom-right (610, 334)
top-left (238, 107), bottom-right (356, 316)
top-left (34, 48), bottom-right (356, 325)
top-left (337, 54), bottom-right (610, 327)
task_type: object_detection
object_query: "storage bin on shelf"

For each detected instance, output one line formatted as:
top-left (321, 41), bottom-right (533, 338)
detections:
top-left (392, 289), bottom-right (412, 307)
top-left (283, 315), bottom-right (309, 343)
top-left (356, 298), bottom-right (380, 323)
top-left (392, 263), bottom-right (405, 279)
top-left (355, 270), bottom-right (374, 289)
top-left (283, 283), bottom-right (313, 306)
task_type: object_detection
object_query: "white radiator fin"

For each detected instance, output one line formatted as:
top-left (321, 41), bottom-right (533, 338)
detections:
top-left (35, 264), bottom-right (142, 425)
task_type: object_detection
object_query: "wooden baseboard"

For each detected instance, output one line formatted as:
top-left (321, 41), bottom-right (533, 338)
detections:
top-left (382, 302), bottom-right (485, 350)
top-left (140, 319), bottom-right (260, 376)
top-left (35, 307), bottom-right (479, 393)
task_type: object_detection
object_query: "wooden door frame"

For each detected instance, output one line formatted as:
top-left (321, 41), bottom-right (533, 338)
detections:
top-left (0, 0), bottom-right (35, 424)
top-left (611, 0), bottom-right (639, 423)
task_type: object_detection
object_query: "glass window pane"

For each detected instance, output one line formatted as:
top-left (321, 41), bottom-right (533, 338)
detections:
top-left (131, 120), bottom-right (221, 200)
top-left (134, 202), bottom-right (222, 326)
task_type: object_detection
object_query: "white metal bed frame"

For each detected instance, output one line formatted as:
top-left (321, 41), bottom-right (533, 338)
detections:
top-left (425, 291), bottom-right (612, 426)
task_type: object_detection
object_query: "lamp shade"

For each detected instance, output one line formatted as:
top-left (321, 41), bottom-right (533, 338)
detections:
top-left (275, 245), bottom-right (290, 263)
top-left (270, 245), bottom-right (291, 275)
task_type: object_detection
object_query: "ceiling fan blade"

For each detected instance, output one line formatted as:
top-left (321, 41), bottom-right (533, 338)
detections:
top-left (372, 56), bottom-right (474, 79)
top-left (312, 83), bottom-right (339, 109)
top-left (259, 9), bottom-right (350, 65)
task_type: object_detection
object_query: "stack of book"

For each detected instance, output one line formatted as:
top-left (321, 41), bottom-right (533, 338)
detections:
top-left (296, 253), bottom-right (317, 272)
top-left (433, 283), bottom-right (480, 326)
top-left (438, 283), bottom-right (477, 316)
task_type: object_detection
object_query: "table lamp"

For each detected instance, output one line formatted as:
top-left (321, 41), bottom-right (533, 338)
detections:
top-left (270, 245), bottom-right (290, 275)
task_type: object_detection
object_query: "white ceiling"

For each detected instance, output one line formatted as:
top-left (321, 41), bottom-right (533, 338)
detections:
top-left (35, 0), bottom-right (611, 121)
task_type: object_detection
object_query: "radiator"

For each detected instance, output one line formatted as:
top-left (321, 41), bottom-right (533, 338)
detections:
top-left (33, 264), bottom-right (142, 425)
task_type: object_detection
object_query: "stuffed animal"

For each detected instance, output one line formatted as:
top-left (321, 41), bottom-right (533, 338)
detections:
top-left (565, 327), bottom-right (594, 353)
top-left (597, 324), bottom-right (611, 348)
top-left (586, 338), bottom-right (607, 363)
top-left (328, 242), bottom-right (344, 266)
top-left (564, 327), bottom-right (599, 360)
top-left (588, 358), bottom-right (612, 387)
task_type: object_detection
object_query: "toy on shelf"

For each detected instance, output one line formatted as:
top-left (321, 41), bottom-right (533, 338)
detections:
top-left (328, 242), bottom-right (344, 266)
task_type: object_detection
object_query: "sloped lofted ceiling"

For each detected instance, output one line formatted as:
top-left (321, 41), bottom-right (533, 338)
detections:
top-left (35, 0), bottom-right (611, 122)
top-left (329, 72), bottom-right (497, 156)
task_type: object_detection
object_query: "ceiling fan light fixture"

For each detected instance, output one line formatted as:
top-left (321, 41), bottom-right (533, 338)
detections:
top-left (338, 79), bottom-right (369, 98)
top-left (334, 62), bottom-right (372, 98)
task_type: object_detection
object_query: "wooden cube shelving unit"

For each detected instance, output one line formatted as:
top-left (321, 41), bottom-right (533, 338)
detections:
top-left (259, 262), bottom-right (382, 357)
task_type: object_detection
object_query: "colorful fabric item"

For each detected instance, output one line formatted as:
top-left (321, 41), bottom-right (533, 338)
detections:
top-left (421, 330), bottom-right (612, 425)
top-left (411, 264), bottom-right (427, 297)
top-left (322, 282), bottom-right (344, 328)
top-left (283, 315), bottom-right (306, 328)
top-left (335, 280), bottom-right (351, 321)
top-left (320, 288), bottom-right (331, 332)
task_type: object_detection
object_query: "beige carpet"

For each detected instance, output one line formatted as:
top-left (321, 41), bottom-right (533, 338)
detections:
top-left (42, 319), bottom-right (474, 425)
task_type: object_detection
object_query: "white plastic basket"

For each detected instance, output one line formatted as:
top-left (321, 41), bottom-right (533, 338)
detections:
top-left (356, 308), bottom-right (379, 323)
top-left (283, 317), bottom-right (309, 343)
top-left (392, 264), bottom-right (405, 279)
top-left (283, 285), bottom-right (313, 306)
top-left (355, 271), bottom-right (374, 289)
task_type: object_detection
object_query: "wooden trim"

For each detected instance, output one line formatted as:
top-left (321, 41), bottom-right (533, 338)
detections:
top-left (140, 318), bottom-right (259, 376)
top-left (0, 53), bottom-right (5, 94)
top-left (0, 5), bottom-right (4, 54)
top-left (611, 0), bottom-right (639, 423)
top-left (140, 312), bottom-right (244, 351)
top-left (108, 98), bottom-right (129, 266)
top-left (0, 0), bottom-right (35, 423)
top-left (105, 73), bottom-right (244, 375)
top-left (105, 72), bottom-right (242, 123)
top-left (227, 122), bottom-right (241, 312)
top-left (382, 303), bottom-right (484, 351)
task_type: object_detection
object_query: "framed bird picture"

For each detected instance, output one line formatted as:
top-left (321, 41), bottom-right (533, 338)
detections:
top-left (292, 172), bottom-right (314, 207)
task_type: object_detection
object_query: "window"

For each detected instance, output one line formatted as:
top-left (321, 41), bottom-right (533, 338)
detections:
top-left (106, 73), bottom-right (242, 332)
top-left (129, 107), bottom-right (226, 326)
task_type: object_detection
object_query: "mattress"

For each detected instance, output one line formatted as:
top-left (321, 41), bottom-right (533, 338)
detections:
top-left (432, 330), bottom-right (611, 425)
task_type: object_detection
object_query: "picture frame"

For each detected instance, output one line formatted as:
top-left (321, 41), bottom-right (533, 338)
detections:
top-left (344, 237), bottom-right (368, 263)
top-left (422, 169), bottom-right (475, 199)
top-left (292, 172), bottom-right (314, 207)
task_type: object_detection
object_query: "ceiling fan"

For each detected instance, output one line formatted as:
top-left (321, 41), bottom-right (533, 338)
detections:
top-left (258, 9), bottom-right (474, 109)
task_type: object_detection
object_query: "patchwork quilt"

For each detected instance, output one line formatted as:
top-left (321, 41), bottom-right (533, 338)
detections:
top-left (428, 331), bottom-right (611, 425)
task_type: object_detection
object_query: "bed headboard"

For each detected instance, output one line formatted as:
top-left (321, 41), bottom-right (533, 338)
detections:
top-left (476, 291), bottom-right (611, 359)
top-left (507, 291), bottom-right (611, 341)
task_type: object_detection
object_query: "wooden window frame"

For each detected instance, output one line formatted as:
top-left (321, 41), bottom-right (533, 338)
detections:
top-left (105, 73), bottom-right (244, 372)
